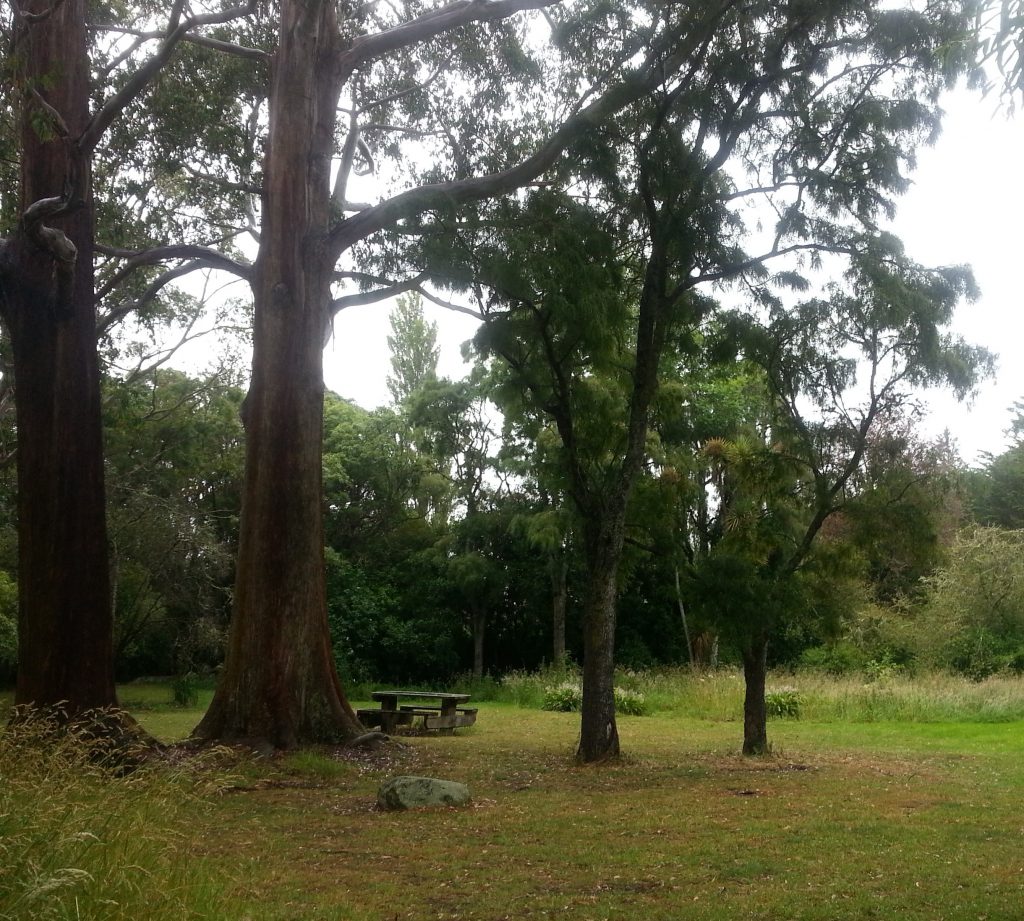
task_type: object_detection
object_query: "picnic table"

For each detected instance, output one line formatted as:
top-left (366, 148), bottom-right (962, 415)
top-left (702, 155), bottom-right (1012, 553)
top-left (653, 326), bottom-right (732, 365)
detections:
top-left (357, 690), bottom-right (477, 734)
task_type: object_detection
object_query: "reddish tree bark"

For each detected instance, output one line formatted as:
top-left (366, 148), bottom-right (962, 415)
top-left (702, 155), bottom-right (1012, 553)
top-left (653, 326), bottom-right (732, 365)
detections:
top-left (193, 0), bottom-right (362, 746)
top-left (0, 0), bottom-right (117, 714)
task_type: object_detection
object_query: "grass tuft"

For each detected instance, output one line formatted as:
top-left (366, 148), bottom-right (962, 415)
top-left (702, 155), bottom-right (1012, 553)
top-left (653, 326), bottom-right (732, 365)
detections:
top-left (0, 710), bottom-right (237, 920)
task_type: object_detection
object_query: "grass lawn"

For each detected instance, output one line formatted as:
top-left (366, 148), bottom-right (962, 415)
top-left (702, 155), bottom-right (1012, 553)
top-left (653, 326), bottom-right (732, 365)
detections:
top-left (123, 697), bottom-right (1024, 921)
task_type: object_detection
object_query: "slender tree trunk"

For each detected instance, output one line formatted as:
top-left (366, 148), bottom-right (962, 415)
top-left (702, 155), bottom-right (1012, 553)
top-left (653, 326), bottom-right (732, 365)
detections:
top-left (576, 513), bottom-right (626, 762)
top-left (742, 635), bottom-right (769, 756)
top-left (194, 0), bottom-right (361, 748)
top-left (674, 566), bottom-right (694, 666)
top-left (573, 191), bottom-right (671, 763)
top-left (471, 608), bottom-right (486, 679)
top-left (1, 0), bottom-right (117, 715)
top-left (551, 549), bottom-right (568, 663)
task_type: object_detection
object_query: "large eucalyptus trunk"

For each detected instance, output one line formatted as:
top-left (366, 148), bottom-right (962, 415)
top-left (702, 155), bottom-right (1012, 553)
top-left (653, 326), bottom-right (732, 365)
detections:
top-left (194, 0), bottom-right (361, 747)
top-left (2, 0), bottom-right (117, 714)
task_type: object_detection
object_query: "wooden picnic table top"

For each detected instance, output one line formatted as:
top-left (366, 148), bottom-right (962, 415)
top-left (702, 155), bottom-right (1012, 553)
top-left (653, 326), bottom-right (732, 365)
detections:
top-left (371, 690), bottom-right (471, 703)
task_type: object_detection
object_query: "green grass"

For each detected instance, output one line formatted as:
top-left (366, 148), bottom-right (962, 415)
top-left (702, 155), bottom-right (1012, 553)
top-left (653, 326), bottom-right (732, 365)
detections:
top-left (6, 671), bottom-right (1024, 919)
top-left (189, 705), bottom-right (1024, 920)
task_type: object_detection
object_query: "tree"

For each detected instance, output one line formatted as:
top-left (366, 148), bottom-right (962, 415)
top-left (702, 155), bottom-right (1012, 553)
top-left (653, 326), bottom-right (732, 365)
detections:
top-left (386, 293), bottom-right (439, 406)
top-left (193, 0), bottom-right (705, 748)
top-left (968, 401), bottom-right (1024, 528)
top-left (408, 373), bottom-right (499, 677)
top-left (709, 238), bottom-right (988, 753)
top-left (921, 527), bottom-right (1024, 677)
top-left (103, 369), bottom-right (244, 678)
top-left (0, 1), bottom-right (254, 719)
top-left (420, 0), bottom-right (980, 760)
top-left (843, 416), bottom-right (967, 604)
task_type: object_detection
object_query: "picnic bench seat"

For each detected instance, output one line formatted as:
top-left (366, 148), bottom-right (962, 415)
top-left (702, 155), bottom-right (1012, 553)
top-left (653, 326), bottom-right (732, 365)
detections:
top-left (357, 690), bottom-right (477, 733)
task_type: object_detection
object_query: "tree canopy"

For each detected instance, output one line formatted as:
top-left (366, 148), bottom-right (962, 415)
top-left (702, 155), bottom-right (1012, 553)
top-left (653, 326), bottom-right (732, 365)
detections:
top-left (0, 0), bottom-right (1009, 762)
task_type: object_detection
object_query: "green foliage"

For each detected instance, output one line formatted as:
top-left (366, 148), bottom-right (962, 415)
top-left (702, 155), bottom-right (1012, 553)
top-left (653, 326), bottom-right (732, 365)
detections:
top-left (386, 293), bottom-right (439, 406)
top-left (540, 681), bottom-right (582, 712)
top-left (103, 369), bottom-right (243, 679)
top-left (764, 686), bottom-right (803, 719)
top-left (613, 687), bottom-right (649, 716)
top-left (976, 0), bottom-right (1024, 109)
top-left (844, 418), bottom-right (967, 603)
top-left (969, 400), bottom-right (1024, 528)
top-left (170, 672), bottom-right (200, 708)
top-left (799, 642), bottom-right (868, 676)
top-left (540, 682), bottom-right (649, 716)
top-left (920, 527), bottom-right (1024, 678)
top-left (0, 572), bottom-right (16, 682)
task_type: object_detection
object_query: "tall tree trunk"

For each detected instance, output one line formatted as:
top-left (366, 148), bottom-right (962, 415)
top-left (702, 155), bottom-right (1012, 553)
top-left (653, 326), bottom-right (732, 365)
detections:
top-left (471, 608), bottom-right (486, 679)
top-left (576, 513), bottom-right (626, 762)
top-left (742, 635), bottom-right (769, 756)
top-left (194, 0), bottom-right (361, 748)
top-left (550, 549), bottom-right (568, 663)
top-left (1, 0), bottom-right (117, 715)
top-left (574, 194), bottom-right (671, 763)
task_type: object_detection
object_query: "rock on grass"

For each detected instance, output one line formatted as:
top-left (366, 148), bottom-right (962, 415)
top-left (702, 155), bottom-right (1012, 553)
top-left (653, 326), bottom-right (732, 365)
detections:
top-left (377, 776), bottom-right (471, 810)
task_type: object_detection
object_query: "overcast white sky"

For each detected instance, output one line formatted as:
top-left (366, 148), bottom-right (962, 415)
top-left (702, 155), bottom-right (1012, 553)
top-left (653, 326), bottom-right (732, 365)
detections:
top-left (324, 83), bottom-right (1024, 467)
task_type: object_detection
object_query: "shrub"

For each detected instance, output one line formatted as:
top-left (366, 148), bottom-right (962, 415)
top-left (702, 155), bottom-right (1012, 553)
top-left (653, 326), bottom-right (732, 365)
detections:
top-left (540, 682), bottom-right (649, 716)
top-left (614, 687), bottom-right (649, 716)
top-left (170, 672), bottom-right (200, 708)
top-left (541, 682), bottom-right (582, 712)
top-left (864, 653), bottom-right (905, 683)
top-left (765, 686), bottom-right (802, 719)
top-left (799, 642), bottom-right (865, 676)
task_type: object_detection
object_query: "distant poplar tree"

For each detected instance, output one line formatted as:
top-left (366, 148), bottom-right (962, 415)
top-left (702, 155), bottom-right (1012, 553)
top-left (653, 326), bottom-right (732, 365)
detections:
top-left (386, 294), bottom-right (440, 406)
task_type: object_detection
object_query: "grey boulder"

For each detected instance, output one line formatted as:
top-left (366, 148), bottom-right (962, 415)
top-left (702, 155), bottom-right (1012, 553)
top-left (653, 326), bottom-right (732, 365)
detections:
top-left (377, 775), bottom-right (471, 810)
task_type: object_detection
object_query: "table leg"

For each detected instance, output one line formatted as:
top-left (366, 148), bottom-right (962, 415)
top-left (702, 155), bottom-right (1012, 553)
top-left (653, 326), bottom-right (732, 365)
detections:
top-left (439, 699), bottom-right (458, 735)
top-left (379, 695), bottom-right (399, 734)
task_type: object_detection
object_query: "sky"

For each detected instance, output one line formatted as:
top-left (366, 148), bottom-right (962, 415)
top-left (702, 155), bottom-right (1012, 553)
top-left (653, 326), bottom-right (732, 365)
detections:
top-left (324, 83), bottom-right (1024, 467)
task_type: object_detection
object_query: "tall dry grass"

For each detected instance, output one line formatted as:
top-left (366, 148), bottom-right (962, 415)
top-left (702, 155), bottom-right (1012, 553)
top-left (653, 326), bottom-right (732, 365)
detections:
top-left (0, 710), bottom-right (236, 921)
top-left (500, 665), bottom-right (1024, 723)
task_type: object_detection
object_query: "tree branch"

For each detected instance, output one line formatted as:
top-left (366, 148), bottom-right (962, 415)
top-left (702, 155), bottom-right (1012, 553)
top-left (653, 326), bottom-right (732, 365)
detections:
top-left (331, 271), bottom-right (481, 318)
top-left (338, 0), bottom-right (558, 79)
top-left (327, 25), bottom-right (713, 259)
top-left (95, 243), bottom-right (252, 306)
top-left (96, 259), bottom-right (245, 337)
top-left (79, 1), bottom-right (257, 154)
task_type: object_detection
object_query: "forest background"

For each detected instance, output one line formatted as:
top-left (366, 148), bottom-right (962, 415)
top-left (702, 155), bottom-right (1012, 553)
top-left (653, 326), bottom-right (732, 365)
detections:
top-left (1, 0), bottom-right (1024, 761)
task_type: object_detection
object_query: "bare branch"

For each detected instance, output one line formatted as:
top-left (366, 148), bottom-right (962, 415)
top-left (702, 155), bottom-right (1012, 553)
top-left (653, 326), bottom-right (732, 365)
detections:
top-left (333, 103), bottom-right (361, 208)
top-left (347, 65), bottom-right (443, 112)
top-left (80, 1), bottom-right (257, 154)
top-left (331, 271), bottom-right (481, 318)
top-left (181, 32), bottom-right (270, 63)
top-left (327, 23), bottom-right (715, 258)
top-left (94, 243), bottom-right (252, 306)
top-left (338, 0), bottom-right (560, 80)
top-left (96, 259), bottom-right (246, 337)
top-left (26, 85), bottom-right (70, 138)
